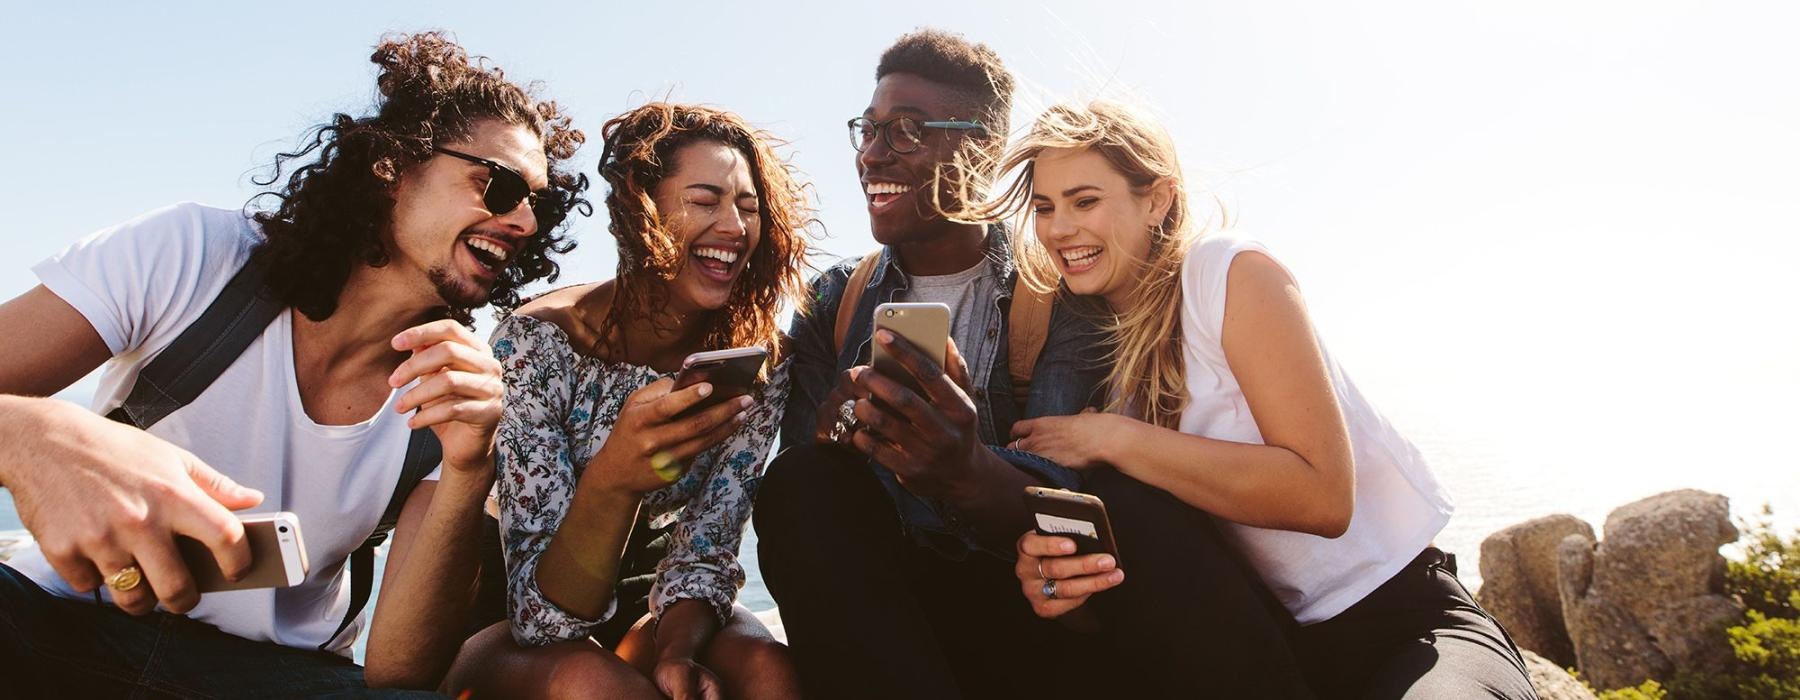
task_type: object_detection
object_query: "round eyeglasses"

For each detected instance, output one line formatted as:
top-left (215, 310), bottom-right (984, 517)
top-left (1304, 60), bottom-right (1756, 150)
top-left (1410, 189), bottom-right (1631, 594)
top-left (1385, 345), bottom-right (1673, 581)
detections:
top-left (847, 116), bottom-right (985, 154)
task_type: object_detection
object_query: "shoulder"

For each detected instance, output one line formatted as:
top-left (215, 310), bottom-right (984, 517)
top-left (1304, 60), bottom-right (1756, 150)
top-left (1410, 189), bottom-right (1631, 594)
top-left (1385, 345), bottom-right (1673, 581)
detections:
top-left (508, 282), bottom-right (609, 345)
top-left (796, 254), bottom-right (865, 320)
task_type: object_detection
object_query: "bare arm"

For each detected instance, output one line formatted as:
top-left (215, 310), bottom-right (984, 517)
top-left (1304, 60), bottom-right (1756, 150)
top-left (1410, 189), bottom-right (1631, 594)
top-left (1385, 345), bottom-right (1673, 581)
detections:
top-left (1014, 252), bottom-right (1355, 538)
top-left (362, 477), bottom-right (489, 688)
top-left (0, 285), bottom-right (261, 614)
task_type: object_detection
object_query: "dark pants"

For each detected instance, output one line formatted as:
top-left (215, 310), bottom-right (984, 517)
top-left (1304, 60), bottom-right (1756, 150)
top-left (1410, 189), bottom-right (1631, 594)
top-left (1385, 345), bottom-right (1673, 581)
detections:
top-left (755, 444), bottom-right (1109, 700)
top-left (1080, 467), bottom-right (1317, 698)
top-left (755, 445), bottom-right (1314, 698)
top-left (0, 563), bottom-right (443, 699)
top-left (1294, 548), bottom-right (1538, 699)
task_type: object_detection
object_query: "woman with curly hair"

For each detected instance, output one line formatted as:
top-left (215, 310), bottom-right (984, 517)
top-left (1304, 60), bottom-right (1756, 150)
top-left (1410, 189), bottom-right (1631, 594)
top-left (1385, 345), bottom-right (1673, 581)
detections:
top-left (445, 103), bottom-right (814, 699)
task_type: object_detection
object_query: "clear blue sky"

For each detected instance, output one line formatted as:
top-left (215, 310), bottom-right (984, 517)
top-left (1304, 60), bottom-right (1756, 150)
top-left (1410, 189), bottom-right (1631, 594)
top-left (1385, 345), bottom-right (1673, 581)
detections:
top-left (2, 1), bottom-right (1796, 525)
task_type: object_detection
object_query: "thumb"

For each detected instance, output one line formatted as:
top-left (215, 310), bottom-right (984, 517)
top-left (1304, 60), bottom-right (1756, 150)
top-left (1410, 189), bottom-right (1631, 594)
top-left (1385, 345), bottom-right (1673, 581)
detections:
top-left (185, 456), bottom-right (264, 510)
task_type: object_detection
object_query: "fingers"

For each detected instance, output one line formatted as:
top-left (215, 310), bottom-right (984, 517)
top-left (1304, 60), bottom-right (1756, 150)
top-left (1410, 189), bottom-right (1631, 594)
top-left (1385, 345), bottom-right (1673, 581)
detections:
top-left (390, 319), bottom-right (480, 353)
top-left (812, 370), bottom-right (867, 446)
top-left (872, 330), bottom-right (967, 408)
top-left (661, 397), bottom-right (754, 462)
top-left (396, 369), bottom-right (503, 415)
top-left (701, 673), bottom-right (724, 700)
top-left (1018, 531), bottom-right (1077, 559)
top-left (132, 537), bottom-right (200, 614)
top-left (1009, 418), bottom-right (1040, 441)
top-left (849, 366), bottom-right (955, 439)
top-left (184, 457), bottom-right (264, 511)
top-left (387, 338), bottom-right (497, 389)
top-left (943, 337), bottom-right (972, 392)
top-left (163, 487), bottom-right (252, 582)
top-left (652, 379), bottom-right (717, 421)
top-left (93, 550), bottom-right (158, 616)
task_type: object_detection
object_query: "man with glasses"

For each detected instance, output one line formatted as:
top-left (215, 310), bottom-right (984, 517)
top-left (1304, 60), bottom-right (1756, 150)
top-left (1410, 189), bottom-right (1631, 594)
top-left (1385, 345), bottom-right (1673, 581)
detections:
top-left (0, 32), bottom-right (584, 696)
top-left (754, 28), bottom-right (1111, 699)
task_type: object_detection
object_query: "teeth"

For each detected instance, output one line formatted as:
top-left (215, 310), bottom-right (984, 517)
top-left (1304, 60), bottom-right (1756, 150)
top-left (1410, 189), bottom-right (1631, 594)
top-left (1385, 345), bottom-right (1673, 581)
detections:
top-left (694, 247), bottom-right (739, 265)
top-left (465, 238), bottom-right (508, 264)
top-left (864, 182), bottom-right (912, 196)
top-left (1060, 247), bottom-right (1102, 265)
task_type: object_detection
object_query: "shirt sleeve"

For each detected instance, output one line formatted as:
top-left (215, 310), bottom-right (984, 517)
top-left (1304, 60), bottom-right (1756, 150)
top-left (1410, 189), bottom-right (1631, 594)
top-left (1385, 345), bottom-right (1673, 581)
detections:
top-left (32, 203), bottom-right (256, 356)
top-left (779, 264), bottom-right (851, 450)
top-left (492, 315), bottom-right (616, 646)
top-left (650, 361), bottom-right (791, 625)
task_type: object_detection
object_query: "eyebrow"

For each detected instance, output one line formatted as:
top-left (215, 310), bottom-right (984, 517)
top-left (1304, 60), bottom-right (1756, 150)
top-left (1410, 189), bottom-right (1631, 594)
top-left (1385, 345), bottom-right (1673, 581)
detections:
top-left (862, 105), bottom-right (934, 118)
top-left (1031, 185), bottom-right (1102, 200)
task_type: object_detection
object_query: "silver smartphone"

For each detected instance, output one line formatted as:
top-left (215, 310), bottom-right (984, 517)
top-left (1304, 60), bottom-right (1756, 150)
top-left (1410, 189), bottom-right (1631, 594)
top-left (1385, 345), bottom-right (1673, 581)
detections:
top-left (176, 511), bottom-right (309, 592)
top-left (870, 302), bottom-right (950, 396)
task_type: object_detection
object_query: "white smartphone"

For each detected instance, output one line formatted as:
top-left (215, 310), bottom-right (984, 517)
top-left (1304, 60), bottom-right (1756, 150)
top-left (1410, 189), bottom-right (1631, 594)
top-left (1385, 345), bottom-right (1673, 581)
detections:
top-left (870, 302), bottom-right (950, 395)
top-left (177, 511), bottom-right (309, 592)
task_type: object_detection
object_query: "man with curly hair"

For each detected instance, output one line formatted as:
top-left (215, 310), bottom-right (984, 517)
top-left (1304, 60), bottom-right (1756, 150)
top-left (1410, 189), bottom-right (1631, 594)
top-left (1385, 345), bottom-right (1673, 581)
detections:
top-left (753, 28), bottom-right (1116, 698)
top-left (0, 32), bottom-right (586, 696)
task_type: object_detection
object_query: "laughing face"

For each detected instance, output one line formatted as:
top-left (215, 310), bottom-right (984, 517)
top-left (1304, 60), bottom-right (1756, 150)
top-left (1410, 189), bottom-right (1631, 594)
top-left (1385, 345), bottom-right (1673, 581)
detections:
top-left (388, 119), bottom-right (549, 309)
top-left (1029, 147), bottom-right (1170, 309)
top-left (654, 140), bottom-right (762, 315)
top-left (857, 72), bottom-right (983, 246)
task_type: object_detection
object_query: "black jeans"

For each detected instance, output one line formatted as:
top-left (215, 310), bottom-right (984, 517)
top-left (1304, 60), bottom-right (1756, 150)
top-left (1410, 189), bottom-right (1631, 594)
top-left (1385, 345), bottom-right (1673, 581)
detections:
top-left (755, 445), bottom-right (1313, 698)
top-left (1293, 548), bottom-right (1538, 699)
top-left (0, 563), bottom-right (442, 699)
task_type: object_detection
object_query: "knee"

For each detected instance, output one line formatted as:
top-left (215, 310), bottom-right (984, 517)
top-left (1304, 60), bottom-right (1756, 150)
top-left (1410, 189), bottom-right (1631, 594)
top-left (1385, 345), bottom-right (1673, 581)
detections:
top-left (540, 649), bottom-right (656, 700)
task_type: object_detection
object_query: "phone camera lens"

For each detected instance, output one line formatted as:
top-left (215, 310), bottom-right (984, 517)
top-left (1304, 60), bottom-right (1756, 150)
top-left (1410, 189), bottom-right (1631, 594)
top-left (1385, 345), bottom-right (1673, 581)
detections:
top-left (884, 309), bottom-right (896, 318)
top-left (278, 526), bottom-right (289, 533)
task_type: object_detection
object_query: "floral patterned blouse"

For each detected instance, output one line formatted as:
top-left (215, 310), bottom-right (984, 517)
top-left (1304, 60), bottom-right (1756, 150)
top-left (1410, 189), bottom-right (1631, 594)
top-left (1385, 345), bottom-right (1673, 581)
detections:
top-left (491, 313), bottom-right (789, 647)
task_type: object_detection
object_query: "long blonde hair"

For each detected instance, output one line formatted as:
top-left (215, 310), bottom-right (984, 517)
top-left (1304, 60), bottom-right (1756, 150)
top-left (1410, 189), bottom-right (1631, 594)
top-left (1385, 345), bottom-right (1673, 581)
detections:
top-left (959, 101), bottom-right (1206, 428)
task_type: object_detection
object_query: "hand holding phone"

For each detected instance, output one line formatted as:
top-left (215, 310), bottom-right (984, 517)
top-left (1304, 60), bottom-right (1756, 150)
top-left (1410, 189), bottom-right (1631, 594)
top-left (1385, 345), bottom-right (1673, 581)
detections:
top-left (869, 303), bottom-right (950, 396)
top-left (1017, 487), bottom-right (1125, 619)
top-left (671, 347), bottom-right (767, 418)
top-left (176, 512), bottom-right (309, 593)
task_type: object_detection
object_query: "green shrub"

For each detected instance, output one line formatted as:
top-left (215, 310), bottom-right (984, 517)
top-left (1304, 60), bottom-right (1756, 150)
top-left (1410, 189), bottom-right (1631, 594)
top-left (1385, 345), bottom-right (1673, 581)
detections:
top-left (1727, 504), bottom-right (1800, 620)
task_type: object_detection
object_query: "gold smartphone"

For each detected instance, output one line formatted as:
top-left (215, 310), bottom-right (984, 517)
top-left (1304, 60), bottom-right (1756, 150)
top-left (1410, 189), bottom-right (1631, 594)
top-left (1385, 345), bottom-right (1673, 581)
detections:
top-left (869, 302), bottom-right (950, 395)
top-left (1023, 486), bottom-right (1122, 566)
top-left (176, 512), bottom-right (309, 592)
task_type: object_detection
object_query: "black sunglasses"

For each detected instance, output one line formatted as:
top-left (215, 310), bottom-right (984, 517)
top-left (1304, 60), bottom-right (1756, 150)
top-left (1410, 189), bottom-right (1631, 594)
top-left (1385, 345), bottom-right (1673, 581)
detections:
top-left (433, 147), bottom-right (566, 229)
top-left (847, 116), bottom-right (986, 154)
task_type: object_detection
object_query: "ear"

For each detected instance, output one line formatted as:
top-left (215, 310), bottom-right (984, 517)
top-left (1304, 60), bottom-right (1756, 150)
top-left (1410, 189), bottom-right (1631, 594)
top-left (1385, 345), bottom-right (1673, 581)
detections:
top-left (1145, 177), bottom-right (1176, 228)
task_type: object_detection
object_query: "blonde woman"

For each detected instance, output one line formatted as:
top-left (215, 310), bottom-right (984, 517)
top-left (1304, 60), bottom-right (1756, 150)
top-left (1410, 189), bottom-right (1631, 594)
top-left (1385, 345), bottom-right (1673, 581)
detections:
top-left (988, 102), bottom-right (1535, 698)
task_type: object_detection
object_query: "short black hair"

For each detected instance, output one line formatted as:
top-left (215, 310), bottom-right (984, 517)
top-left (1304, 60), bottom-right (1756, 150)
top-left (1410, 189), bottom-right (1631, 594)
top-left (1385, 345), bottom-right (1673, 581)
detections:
top-left (875, 28), bottom-right (1013, 139)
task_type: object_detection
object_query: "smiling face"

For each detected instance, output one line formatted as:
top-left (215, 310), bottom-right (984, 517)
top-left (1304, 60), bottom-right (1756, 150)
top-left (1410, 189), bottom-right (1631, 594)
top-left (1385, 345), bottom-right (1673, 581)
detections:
top-left (387, 118), bottom-right (548, 309)
top-left (857, 72), bottom-right (985, 246)
top-left (1030, 147), bottom-right (1171, 309)
top-left (654, 139), bottom-right (762, 316)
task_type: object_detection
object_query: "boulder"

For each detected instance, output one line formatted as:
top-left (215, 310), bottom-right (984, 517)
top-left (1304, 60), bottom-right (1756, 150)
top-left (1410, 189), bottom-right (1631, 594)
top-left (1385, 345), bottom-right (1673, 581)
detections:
top-left (1520, 649), bottom-right (1597, 700)
top-left (1479, 514), bottom-right (1594, 666)
top-left (1557, 490), bottom-right (1742, 691)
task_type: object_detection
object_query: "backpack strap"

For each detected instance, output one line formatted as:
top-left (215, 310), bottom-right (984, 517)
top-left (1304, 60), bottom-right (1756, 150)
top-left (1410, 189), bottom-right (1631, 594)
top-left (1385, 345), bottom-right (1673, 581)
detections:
top-left (1006, 280), bottom-right (1056, 398)
top-left (105, 258), bottom-right (281, 429)
top-left (320, 426), bottom-right (441, 652)
top-left (832, 254), bottom-right (883, 355)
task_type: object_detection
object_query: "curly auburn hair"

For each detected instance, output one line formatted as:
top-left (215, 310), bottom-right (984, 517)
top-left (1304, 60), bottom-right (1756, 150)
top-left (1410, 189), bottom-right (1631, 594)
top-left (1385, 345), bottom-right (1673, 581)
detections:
top-left (593, 103), bottom-right (816, 371)
top-left (248, 31), bottom-right (590, 324)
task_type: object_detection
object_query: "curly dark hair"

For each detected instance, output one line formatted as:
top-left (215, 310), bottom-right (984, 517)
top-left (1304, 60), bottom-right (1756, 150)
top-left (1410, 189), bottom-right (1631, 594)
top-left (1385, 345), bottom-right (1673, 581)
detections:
top-left (248, 31), bottom-right (589, 324)
top-left (593, 103), bottom-right (817, 371)
top-left (877, 28), bottom-right (1015, 139)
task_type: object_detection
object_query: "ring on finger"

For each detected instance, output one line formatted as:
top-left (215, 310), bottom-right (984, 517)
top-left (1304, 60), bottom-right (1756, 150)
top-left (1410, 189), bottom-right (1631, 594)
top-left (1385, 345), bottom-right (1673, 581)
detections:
top-left (1042, 578), bottom-right (1059, 600)
top-left (830, 399), bottom-right (858, 442)
top-left (104, 564), bottom-right (144, 592)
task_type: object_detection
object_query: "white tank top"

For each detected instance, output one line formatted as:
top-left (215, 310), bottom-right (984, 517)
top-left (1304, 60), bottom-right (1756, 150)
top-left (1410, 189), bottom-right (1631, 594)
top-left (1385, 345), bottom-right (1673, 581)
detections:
top-left (1175, 234), bottom-right (1453, 625)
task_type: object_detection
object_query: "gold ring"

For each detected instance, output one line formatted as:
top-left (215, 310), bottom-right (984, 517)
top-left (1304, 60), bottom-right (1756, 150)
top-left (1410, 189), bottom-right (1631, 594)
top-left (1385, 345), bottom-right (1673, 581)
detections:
top-left (104, 564), bottom-right (143, 592)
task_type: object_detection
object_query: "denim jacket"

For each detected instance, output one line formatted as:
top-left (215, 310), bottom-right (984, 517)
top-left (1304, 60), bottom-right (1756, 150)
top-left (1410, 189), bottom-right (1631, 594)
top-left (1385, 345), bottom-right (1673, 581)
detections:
top-left (779, 225), bottom-right (1110, 558)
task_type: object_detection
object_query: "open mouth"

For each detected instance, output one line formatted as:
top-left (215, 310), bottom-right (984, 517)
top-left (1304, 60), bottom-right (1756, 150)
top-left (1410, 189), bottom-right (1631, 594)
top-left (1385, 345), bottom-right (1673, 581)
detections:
top-left (691, 245), bottom-right (741, 283)
top-left (461, 236), bottom-right (512, 276)
top-left (864, 181), bottom-right (913, 211)
top-left (1058, 245), bottom-right (1103, 274)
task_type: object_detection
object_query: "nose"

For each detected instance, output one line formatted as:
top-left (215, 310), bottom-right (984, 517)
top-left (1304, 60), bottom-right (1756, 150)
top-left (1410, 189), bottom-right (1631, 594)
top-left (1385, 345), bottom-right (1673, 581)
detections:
top-left (496, 198), bottom-right (539, 237)
top-left (717, 207), bottom-right (748, 238)
top-left (1047, 209), bottom-right (1078, 241)
top-left (857, 134), bottom-right (897, 174)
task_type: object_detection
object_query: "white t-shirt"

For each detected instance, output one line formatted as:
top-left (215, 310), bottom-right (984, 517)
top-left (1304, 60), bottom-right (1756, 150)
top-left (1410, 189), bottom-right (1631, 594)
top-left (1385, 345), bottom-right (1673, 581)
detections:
top-left (11, 202), bottom-right (438, 656)
top-left (1176, 234), bottom-right (1454, 625)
